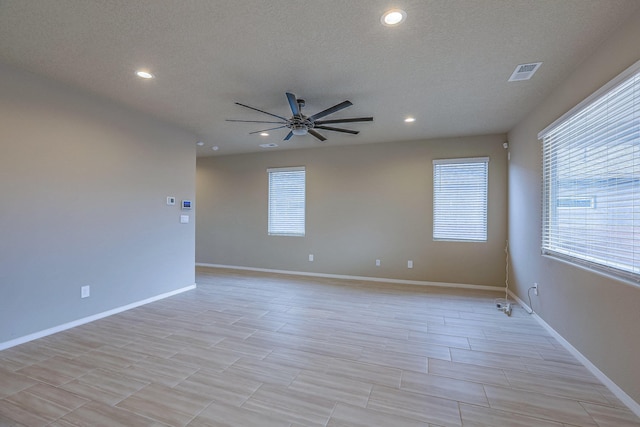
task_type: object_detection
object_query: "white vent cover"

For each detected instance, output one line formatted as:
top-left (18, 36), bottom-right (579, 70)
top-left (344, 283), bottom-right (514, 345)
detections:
top-left (260, 143), bottom-right (278, 148)
top-left (508, 62), bottom-right (542, 82)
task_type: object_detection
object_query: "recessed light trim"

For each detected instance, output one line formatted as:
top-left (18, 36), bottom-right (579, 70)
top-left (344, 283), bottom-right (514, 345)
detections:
top-left (260, 143), bottom-right (278, 148)
top-left (135, 70), bottom-right (154, 79)
top-left (196, 141), bottom-right (204, 146)
top-left (212, 146), bottom-right (219, 151)
top-left (381, 9), bottom-right (406, 26)
top-left (404, 117), bottom-right (416, 123)
top-left (260, 132), bottom-right (269, 136)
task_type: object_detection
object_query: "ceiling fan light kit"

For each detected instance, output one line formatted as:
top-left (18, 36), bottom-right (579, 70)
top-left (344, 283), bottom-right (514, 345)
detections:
top-left (227, 92), bottom-right (373, 143)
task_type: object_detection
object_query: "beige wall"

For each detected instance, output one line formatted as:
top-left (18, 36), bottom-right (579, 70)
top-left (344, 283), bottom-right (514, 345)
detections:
top-left (508, 10), bottom-right (640, 404)
top-left (197, 135), bottom-right (507, 286)
top-left (0, 63), bottom-right (196, 344)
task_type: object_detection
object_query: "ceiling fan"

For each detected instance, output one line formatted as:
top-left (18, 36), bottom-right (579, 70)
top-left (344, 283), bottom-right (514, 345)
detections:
top-left (226, 92), bottom-right (373, 142)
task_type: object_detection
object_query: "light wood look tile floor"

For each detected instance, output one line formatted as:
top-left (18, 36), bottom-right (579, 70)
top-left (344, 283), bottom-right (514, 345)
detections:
top-left (1, 267), bottom-right (639, 426)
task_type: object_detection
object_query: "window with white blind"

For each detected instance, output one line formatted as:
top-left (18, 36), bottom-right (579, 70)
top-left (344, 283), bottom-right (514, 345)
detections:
top-left (268, 167), bottom-right (305, 236)
top-left (539, 59), bottom-right (640, 281)
top-left (433, 157), bottom-right (489, 242)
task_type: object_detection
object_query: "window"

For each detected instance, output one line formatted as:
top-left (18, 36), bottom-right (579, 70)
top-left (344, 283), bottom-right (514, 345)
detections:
top-left (433, 157), bottom-right (489, 241)
top-left (539, 60), bottom-right (640, 281)
top-left (268, 167), bottom-right (305, 236)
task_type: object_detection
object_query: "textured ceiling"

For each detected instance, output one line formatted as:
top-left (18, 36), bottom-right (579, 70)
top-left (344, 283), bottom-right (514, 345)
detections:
top-left (1, 0), bottom-right (639, 156)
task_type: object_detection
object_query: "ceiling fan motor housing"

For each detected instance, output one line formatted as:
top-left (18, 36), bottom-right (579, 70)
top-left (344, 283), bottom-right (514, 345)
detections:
top-left (290, 115), bottom-right (311, 135)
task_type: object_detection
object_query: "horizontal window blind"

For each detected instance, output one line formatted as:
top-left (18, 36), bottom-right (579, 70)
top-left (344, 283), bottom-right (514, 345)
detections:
top-left (268, 167), bottom-right (305, 236)
top-left (539, 60), bottom-right (640, 281)
top-left (433, 157), bottom-right (489, 242)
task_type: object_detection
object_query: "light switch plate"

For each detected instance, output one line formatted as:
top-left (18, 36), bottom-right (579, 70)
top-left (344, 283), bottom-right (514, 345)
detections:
top-left (180, 215), bottom-right (189, 224)
top-left (167, 196), bottom-right (176, 205)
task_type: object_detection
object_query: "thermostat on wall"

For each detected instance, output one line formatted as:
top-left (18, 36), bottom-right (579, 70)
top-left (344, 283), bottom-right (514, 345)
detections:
top-left (182, 200), bottom-right (192, 210)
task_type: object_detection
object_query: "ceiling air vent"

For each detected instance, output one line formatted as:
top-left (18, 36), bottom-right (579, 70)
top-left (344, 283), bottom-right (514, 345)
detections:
top-left (508, 62), bottom-right (542, 82)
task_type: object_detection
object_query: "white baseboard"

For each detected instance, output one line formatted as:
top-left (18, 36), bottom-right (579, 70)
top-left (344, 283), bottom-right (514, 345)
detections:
top-left (508, 289), bottom-right (640, 418)
top-left (196, 263), bottom-right (504, 292)
top-left (0, 284), bottom-right (196, 352)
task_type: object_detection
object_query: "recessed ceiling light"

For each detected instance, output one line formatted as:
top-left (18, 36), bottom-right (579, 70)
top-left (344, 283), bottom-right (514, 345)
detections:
top-left (381, 9), bottom-right (406, 26)
top-left (212, 146), bottom-right (219, 151)
top-left (260, 143), bottom-right (278, 148)
top-left (260, 132), bottom-right (269, 136)
top-left (404, 117), bottom-right (416, 123)
top-left (196, 141), bottom-right (204, 146)
top-left (135, 70), bottom-right (154, 79)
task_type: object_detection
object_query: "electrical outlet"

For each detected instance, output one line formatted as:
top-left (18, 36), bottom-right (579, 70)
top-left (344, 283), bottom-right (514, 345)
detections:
top-left (81, 285), bottom-right (90, 299)
top-left (375, 259), bottom-right (381, 267)
top-left (308, 254), bottom-right (314, 262)
top-left (534, 282), bottom-right (539, 296)
top-left (407, 260), bottom-right (413, 269)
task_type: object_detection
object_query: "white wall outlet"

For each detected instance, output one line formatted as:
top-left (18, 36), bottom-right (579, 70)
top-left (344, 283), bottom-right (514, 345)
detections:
top-left (308, 254), bottom-right (314, 262)
top-left (407, 260), bottom-right (413, 269)
top-left (534, 282), bottom-right (539, 295)
top-left (167, 196), bottom-right (176, 205)
top-left (375, 259), bottom-right (381, 267)
top-left (81, 285), bottom-right (90, 298)
top-left (180, 215), bottom-right (189, 224)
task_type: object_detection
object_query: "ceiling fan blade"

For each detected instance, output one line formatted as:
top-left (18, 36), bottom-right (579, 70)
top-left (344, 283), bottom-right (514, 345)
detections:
top-left (226, 119), bottom-right (286, 124)
top-left (286, 92), bottom-right (300, 116)
top-left (308, 100), bottom-right (353, 121)
top-left (249, 126), bottom-right (287, 134)
top-left (314, 117), bottom-right (373, 125)
top-left (235, 102), bottom-right (289, 121)
top-left (308, 129), bottom-right (327, 141)
top-left (314, 125), bottom-right (359, 135)
top-left (283, 131), bottom-right (294, 141)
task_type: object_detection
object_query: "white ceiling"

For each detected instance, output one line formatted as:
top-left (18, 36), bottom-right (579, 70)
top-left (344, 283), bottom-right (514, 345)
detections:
top-left (1, 0), bottom-right (639, 156)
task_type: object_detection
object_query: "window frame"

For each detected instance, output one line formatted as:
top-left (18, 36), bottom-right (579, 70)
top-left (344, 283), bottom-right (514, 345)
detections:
top-left (538, 59), bottom-right (640, 283)
top-left (267, 166), bottom-right (306, 237)
top-left (432, 157), bottom-right (489, 242)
